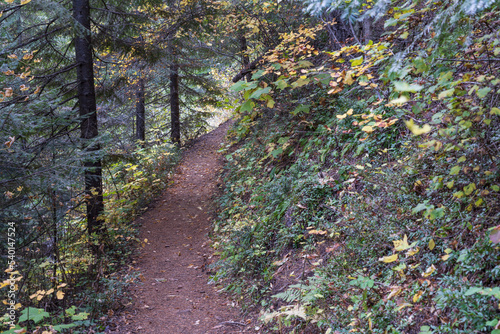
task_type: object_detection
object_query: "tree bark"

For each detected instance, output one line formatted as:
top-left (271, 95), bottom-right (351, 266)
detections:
top-left (231, 55), bottom-right (264, 83)
top-left (170, 62), bottom-right (180, 145)
top-left (73, 0), bottom-right (104, 236)
top-left (135, 76), bottom-right (146, 147)
top-left (239, 34), bottom-right (251, 82)
top-left (363, 17), bottom-right (372, 44)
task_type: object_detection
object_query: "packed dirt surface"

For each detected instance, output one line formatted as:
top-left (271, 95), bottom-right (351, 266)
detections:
top-left (112, 121), bottom-right (256, 333)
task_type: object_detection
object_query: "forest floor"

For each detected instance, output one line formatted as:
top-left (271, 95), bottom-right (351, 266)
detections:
top-left (110, 121), bottom-right (256, 333)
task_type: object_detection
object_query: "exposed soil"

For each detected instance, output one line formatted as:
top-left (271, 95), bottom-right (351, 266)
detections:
top-left (112, 121), bottom-right (257, 333)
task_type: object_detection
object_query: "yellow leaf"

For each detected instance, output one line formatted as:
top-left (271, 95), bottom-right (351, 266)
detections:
top-left (405, 119), bottom-right (431, 135)
top-left (56, 290), bottom-right (65, 300)
top-left (7, 53), bottom-right (17, 58)
top-left (387, 95), bottom-right (409, 105)
top-left (387, 119), bottom-right (399, 126)
top-left (344, 73), bottom-right (354, 85)
top-left (428, 239), bottom-right (435, 250)
top-left (347, 109), bottom-right (353, 115)
top-left (5, 88), bottom-right (13, 97)
top-left (441, 254), bottom-right (450, 261)
top-left (379, 254), bottom-right (398, 263)
top-left (21, 0), bottom-right (31, 5)
top-left (336, 113), bottom-right (347, 119)
top-left (362, 125), bottom-right (374, 133)
top-left (375, 120), bottom-right (388, 128)
top-left (406, 247), bottom-right (419, 256)
top-left (396, 302), bottom-right (413, 311)
top-left (422, 264), bottom-right (436, 277)
top-left (393, 234), bottom-right (410, 251)
top-left (308, 229), bottom-right (327, 235)
top-left (386, 286), bottom-right (402, 300)
top-left (438, 88), bottom-right (455, 99)
top-left (4, 136), bottom-right (15, 148)
top-left (413, 290), bottom-right (424, 303)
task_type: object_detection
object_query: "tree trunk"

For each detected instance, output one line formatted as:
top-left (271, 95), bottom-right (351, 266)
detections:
top-left (135, 76), bottom-right (146, 147)
top-left (239, 34), bottom-right (251, 82)
top-left (73, 0), bottom-right (104, 236)
top-left (363, 17), bottom-right (372, 44)
top-left (170, 62), bottom-right (180, 145)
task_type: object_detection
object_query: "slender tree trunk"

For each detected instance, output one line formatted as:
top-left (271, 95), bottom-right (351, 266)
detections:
top-left (363, 17), bottom-right (372, 44)
top-left (239, 34), bottom-right (251, 82)
top-left (51, 185), bottom-right (59, 304)
top-left (170, 62), bottom-right (180, 145)
top-left (135, 76), bottom-right (146, 147)
top-left (73, 0), bottom-right (104, 236)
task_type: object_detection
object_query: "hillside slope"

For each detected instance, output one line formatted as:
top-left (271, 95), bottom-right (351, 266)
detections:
top-left (213, 3), bottom-right (500, 333)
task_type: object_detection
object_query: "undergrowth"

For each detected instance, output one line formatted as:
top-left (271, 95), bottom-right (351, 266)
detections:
top-left (1, 143), bottom-right (180, 333)
top-left (213, 2), bottom-right (500, 333)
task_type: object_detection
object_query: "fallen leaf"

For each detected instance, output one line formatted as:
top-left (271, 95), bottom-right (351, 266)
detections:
top-left (385, 286), bottom-right (402, 300)
top-left (406, 247), bottom-right (419, 256)
top-left (490, 226), bottom-right (500, 244)
top-left (396, 302), bottom-right (413, 311)
top-left (308, 229), bottom-right (327, 235)
top-left (405, 119), bottom-right (431, 135)
top-left (379, 254), bottom-right (398, 263)
top-left (393, 235), bottom-right (410, 251)
top-left (413, 290), bottom-right (424, 303)
top-left (362, 125), bottom-right (374, 133)
top-left (422, 265), bottom-right (436, 277)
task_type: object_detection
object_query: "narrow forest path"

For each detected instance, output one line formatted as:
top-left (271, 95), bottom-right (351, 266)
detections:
top-left (114, 121), bottom-right (254, 334)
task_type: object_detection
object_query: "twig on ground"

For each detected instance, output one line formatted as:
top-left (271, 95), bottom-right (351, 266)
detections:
top-left (218, 321), bottom-right (246, 326)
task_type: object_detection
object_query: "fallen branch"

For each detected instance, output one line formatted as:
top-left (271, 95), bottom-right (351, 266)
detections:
top-left (436, 58), bottom-right (500, 62)
top-left (218, 321), bottom-right (246, 326)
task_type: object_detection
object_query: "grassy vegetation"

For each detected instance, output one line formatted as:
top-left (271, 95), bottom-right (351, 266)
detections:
top-left (212, 4), bottom-right (500, 333)
top-left (1, 143), bottom-right (180, 333)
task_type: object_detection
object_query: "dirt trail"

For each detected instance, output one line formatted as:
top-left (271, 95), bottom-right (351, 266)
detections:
top-left (115, 121), bottom-right (253, 333)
